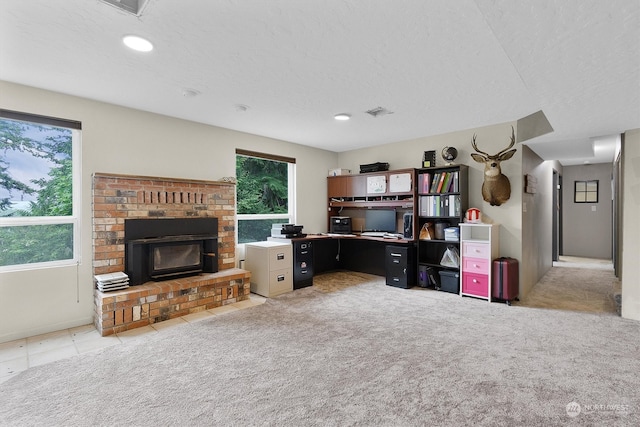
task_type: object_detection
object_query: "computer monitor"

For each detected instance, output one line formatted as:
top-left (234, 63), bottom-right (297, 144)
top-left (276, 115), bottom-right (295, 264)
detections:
top-left (365, 209), bottom-right (396, 232)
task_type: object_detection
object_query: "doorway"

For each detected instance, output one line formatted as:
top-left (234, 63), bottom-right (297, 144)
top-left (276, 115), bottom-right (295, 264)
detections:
top-left (552, 170), bottom-right (563, 262)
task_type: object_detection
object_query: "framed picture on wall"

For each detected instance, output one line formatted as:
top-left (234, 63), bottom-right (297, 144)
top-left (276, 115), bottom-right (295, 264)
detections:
top-left (574, 180), bottom-right (598, 203)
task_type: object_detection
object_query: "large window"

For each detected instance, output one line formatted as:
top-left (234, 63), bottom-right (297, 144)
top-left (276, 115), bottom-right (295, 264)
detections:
top-left (236, 149), bottom-right (295, 244)
top-left (0, 109), bottom-right (81, 270)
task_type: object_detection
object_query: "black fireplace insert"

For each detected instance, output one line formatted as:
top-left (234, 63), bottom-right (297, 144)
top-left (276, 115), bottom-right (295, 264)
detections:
top-left (125, 218), bottom-right (218, 285)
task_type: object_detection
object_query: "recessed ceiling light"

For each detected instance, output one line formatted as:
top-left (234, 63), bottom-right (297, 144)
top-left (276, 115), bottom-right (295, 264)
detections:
top-left (334, 113), bottom-right (351, 121)
top-left (123, 35), bottom-right (154, 52)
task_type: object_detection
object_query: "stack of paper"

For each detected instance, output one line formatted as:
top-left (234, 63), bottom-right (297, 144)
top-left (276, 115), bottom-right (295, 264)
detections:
top-left (95, 271), bottom-right (129, 292)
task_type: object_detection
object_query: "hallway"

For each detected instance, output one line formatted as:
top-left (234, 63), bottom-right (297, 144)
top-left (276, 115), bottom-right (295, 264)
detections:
top-left (518, 256), bottom-right (620, 315)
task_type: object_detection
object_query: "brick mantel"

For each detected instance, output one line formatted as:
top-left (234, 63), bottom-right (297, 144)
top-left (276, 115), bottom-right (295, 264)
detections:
top-left (92, 173), bottom-right (237, 277)
top-left (92, 173), bottom-right (247, 335)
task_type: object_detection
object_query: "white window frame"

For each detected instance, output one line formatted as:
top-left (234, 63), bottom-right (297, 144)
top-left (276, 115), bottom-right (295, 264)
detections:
top-left (0, 112), bottom-right (82, 272)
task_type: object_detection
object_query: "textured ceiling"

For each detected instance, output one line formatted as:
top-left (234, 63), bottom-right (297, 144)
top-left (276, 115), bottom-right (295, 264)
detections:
top-left (1, 0), bottom-right (638, 165)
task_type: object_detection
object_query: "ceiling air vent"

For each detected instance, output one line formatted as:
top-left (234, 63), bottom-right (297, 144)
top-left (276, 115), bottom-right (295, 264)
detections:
top-left (365, 107), bottom-right (394, 118)
top-left (99, 0), bottom-right (151, 16)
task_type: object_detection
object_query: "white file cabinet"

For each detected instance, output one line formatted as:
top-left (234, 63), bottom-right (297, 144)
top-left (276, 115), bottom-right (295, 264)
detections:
top-left (245, 241), bottom-right (293, 297)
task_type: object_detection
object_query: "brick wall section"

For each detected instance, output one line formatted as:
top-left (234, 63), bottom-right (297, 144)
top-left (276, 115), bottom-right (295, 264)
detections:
top-left (92, 173), bottom-right (237, 277)
top-left (92, 173), bottom-right (246, 336)
top-left (94, 268), bottom-right (251, 336)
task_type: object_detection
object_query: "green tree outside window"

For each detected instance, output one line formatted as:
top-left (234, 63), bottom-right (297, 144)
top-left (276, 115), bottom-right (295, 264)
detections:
top-left (0, 113), bottom-right (78, 268)
top-left (236, 153), bottom-right (293, 243)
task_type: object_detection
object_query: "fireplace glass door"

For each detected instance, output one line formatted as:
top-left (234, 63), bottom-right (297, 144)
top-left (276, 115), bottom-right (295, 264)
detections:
top-left (150, 241), bottom-right (204, 279)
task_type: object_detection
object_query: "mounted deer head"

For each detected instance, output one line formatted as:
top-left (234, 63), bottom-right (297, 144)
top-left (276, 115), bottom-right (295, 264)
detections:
top-left (470, 126), bottom-right (517, 206)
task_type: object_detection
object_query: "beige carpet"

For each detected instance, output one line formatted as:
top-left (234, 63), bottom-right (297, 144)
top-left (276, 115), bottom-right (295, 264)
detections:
top-left (555, 255), bottom-right (615, 270)
top-left (1, 268), bottom-right (637, 426)
top-left (518, 257), bottom-right (620, 315)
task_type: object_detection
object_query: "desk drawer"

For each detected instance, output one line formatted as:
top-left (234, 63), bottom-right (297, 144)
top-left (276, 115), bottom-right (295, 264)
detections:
top-left (268, 247), bottom-right (291, 271)
top-left (387, 273), bottom-right (410, 289)
top-left (462, 257), bottom-right (489, 274)
top-left (462, 242), bottom-right (490, 259)
top-left (386, 246), bottom-right (409, 266)
top-left (295, 241), bottom-right (313, 262)
top-left (462, 272), bottom-right (489, 297)
top-left (385, 245), bottom-right (414, 288)
top-left (268, 269), bottom-right (293, 296)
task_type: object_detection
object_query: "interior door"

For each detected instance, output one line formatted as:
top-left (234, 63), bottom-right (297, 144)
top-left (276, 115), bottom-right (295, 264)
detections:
top-left (552, 170), bottom-right (562, 261)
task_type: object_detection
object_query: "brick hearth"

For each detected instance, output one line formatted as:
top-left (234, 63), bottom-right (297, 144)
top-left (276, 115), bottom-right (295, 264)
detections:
top-left (92, 173), bottom-right (249, 336)
top-left (94, 268), bottom-right (250, 336)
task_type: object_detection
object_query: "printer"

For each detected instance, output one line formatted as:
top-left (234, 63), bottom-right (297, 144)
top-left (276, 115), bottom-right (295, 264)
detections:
top-left (330, 216), bottom-right (352, 234)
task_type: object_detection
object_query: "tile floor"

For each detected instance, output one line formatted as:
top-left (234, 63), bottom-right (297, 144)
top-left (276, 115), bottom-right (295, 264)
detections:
top-left (0, 294), bottom-right (266, 385)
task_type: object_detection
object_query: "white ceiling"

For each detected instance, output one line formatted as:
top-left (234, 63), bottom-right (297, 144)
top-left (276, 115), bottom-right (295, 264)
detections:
top-left (1, 0), bottom-right (638, 166)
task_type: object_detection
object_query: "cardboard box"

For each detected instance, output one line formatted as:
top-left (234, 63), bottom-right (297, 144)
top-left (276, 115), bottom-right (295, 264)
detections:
top-left (328, 168), bottom-right (351, 176)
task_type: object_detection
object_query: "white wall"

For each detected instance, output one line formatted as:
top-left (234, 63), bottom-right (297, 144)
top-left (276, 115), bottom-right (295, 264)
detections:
top-left (521, 146), bottom-right (558, 297)
top-left (621, 128), bottom-right (640, 320)
top-left (337, 122), bottom-right (525, 290)
top-left (2, 80), bottom-right (637, 341)
top-left (0, 81), bottom-right (337, 343)
top-left (562, 163), bottom-right (613, 259)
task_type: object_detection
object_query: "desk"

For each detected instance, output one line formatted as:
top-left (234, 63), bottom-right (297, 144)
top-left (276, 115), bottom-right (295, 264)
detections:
top-left (269, 234), bottom-right (415, 283)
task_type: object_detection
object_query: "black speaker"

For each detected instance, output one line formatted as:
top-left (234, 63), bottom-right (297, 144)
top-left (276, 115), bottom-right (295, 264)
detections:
top-left (403, 213), bottom-right (413, 239)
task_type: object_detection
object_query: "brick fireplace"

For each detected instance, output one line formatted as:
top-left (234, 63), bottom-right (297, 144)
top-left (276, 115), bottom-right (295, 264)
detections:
top-left (92, 173), bottom-right (250, 336)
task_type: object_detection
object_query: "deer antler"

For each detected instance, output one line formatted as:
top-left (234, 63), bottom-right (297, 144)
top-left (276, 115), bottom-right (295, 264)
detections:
top-left (471, 134), bottom-right (490, 157)
top-left (495, 126), bottom-right (516, 158)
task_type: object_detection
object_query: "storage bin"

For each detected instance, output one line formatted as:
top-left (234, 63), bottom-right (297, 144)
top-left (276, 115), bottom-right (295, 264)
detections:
top-left (418, 265), bottom-right (438, 287)
top-left (438, 270), bottom-right (460, 294)
top-left (434, 221), bottom-right (450, 240)
top-left (462, 257), bottom-right (489, 274)
top-left (462, 242), bottom-right (491, 258)
top-left (462, 272), bottom-right (489, 297)
top-left (444, 227), bottom-right (459, 241)
top-left (328, 168), bottom-right (351, 176)
top-left (418, 265), bottom-right (429, 287)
